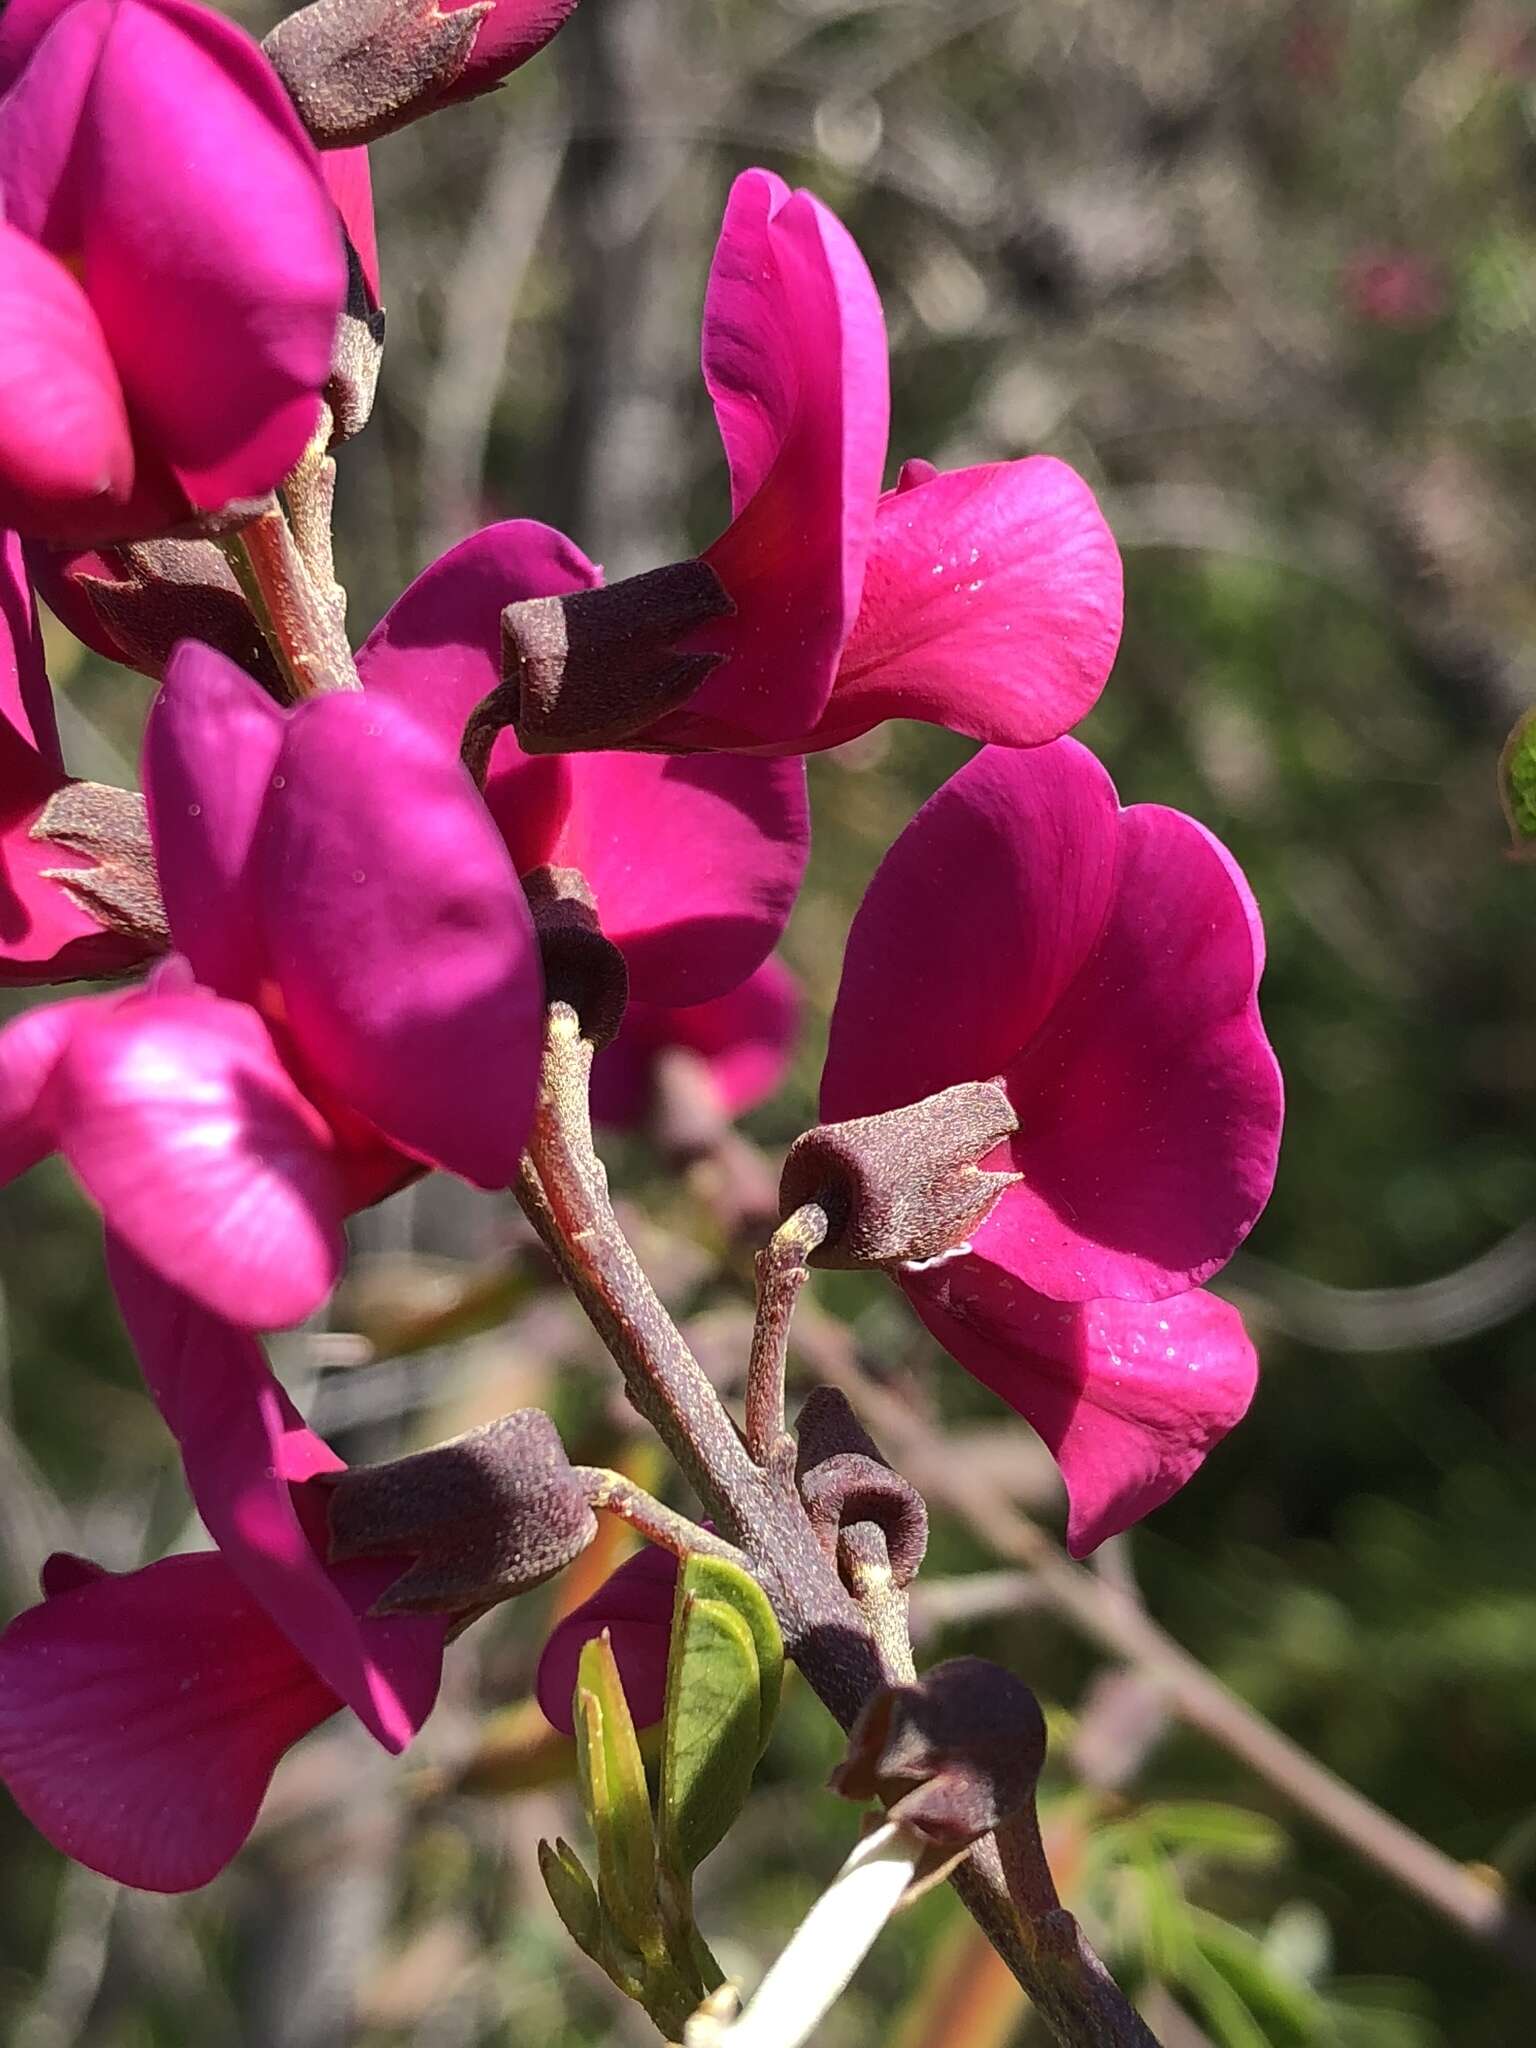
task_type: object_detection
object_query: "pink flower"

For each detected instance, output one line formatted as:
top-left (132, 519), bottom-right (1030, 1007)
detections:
top-left (427, 0), bottom-right (580, 114)
top-left (323, 145), bottom-right (380, 307)
top-left (536, 1541), bottom-right (678, 1735)
top-left (0, 640), bottom-right (543, 1327)
top-left (0, 1252), bottom-right (445, 1890)
top-left (590, 956), bottom-right (800, 1129)
top-left (509, 170), bottom-right (1121, 756)
top-left (1340, 248), bottom-right (1446, 330)
top-left (357, 522), bottom-right (810, 1005)
top-left (0, 0), bottom-right (346, 544)
top-left (0, 530), bottom-right (161, 981)
top-left (817, 739), bottom-right (1283, 1552)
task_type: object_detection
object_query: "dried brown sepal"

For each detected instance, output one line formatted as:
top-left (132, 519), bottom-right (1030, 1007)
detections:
top-left (70, 539), bottom-right (285, 695)
top-left (263, 0), bottom-right (492, 149)
top-left (34, 783), bottom-right (170, 955)
top-left (502, 559), bottom-right (734, 755)
top-left (523, 864), bottom-right (629, 1050)
top-left (325, 1409), bottom-right (599, 1615)
top-left (829, 1656), bottom-right (1048, 1851)
top-left (778, 1080), bottom-right (1021, 1271)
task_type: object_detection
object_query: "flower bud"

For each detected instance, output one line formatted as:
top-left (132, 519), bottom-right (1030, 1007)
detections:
top-left (326, 1409), bottom-right (598, 1615)
top-left (265, 0), bottom-right (579, 149)
top-left (778, 1080), bottom-right (1021, 1271)
top-left (829, 1656), bottom-right (1046, 1850)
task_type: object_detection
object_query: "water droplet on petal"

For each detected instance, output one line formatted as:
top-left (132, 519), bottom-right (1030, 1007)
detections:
top-left (271, 773), bottom-right (285, 790)
top-left (186, 802), bottom-right (200, 818)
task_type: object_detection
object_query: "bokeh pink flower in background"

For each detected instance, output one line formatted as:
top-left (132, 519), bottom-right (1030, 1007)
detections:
top-left (590, 956), bottom-right (800, 1130)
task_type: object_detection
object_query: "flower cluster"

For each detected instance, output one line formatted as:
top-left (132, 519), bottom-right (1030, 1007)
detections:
top-left (0, 0), bottom-right (1281, 1898)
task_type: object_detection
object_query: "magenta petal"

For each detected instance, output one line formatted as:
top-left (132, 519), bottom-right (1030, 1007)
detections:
top-left (0, 223), bottom-right (134, 529)
top-left (1, 530), bottom-right (60, 762)
top-left (907, 1263), bottom-right (1257, 1555)
top-left (676, 170), bottom-right (889, 746)
top-left (107, 1245), bottom-right (445, 1751)
top-left (321, 145), bottom-right (379, 304)
top-left (812, 457), bottom-right (1124, 749)
top-left (591, 956), bottom-right (800, 1129)
top-left (257, 692), bottom-right (542, 1187)
top-left (0, 0), bottom-right (345, 529)
top-left (555, 752), bottom-right (809, 1005)
top-left (357, 519), bottom-right (602, 750)
top-left (0, 997), bottom-right (90, 1178)
top-left (536, 1543), bottom-right (679, 1735)
top-left (983, 799), bottom-right (1282, 1302)
top-left (53, 992), bottom-right (344, 1328)
top-left (821, 742), bottom-right (1120, 1120)
top-left (142, 642), bottom-right (285, 1000)
top-left (0, 1550), bottom-right (339, 1890)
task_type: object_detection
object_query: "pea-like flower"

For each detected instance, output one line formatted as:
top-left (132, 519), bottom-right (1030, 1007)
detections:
top-left (0, 640), bottom-right (544, 1327)
top-left (0, 0), bottom-right (346, 543)
top-left (486, 169), bottom-right (1123, 759)
top-left (589, 956), bottom-right (800, 1130)
top-left (0, 1255), bottom-right (446, 1890)
top-left (811, 738), bottom-right (1284, 1553)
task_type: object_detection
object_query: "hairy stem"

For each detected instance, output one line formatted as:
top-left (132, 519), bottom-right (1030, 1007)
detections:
top-left (573, 1467), bottom-right (748, 1566)
top-left (519, 1002), bottom-right (1163, 2047)
top-left (745, 1204), bottom-right (826, 1465)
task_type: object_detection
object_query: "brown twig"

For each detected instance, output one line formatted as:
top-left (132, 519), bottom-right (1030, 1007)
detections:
top-left (745, 1204), bottom-right (827, 1465)
top-left (219, 497), bottom-right (361, 699)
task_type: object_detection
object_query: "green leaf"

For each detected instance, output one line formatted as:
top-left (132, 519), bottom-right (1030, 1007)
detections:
top-left (1502, 707), bottom-right (1536, 854)
top-left (679, 1554), bottom-right (784, 1752)
top-left (537, 1837), bottom-right (604, 1962)
top-left (1137, 1801), bottom-right (1289, 1868)
top-left (1188, 1907), bottom-right (1322, 2037)
top-left (659, 1589), bottom-right (761, 1877)
top-left (573, 1632), bottom-right (662, 1961)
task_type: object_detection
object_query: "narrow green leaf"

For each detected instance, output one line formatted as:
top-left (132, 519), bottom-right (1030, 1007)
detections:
top-left (574, 1632), bottom-right (662, 1960)
top-left (537, 1837), bottom-right (604, 1961)
top-left (1137, 1801), bottom-right (1288, 1868)
top-left (680, 1553), bottom-right (784, 1751)
top-left (1501, 707), bottom-right (1536, 856)
top-left (659, 1590), bottom-right (761, 1877)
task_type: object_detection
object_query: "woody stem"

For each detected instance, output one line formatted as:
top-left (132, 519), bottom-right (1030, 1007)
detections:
top-left (745, 1203), bottom-right (827, 1466)
top-left (219, 495), bottom-right (361, 700)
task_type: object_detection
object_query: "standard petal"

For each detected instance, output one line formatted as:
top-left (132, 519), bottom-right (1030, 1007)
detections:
top-left (0, 224), bottom-right (134, 532)
top-left (107, 1244), bottom-right (446, 1751)
top-left (809, 457), bottom-right (1124, 750)
top-left (257, 692), bottom-right (543, 1188)
top-left (0, 1550), bottom-right (339, 1891)
top-left (321, 145), bottom-right (379, 304)
top-left (1, 530), bottom-right (60, 761)
top-left (980, 800), bottom-right (1283, 1302)
top-left (591, 956), bottom-right (800, 1128)
top-left (54, 992), bottom-right (345, 1328)
top-left (356, 518), bottom-right (601, 749)
top-left (141, 642), bottom-right (285, 999)
top-left (907, 1262), bottom-right (1258, 1556)
top-left (555, 751), bottom-right (809, 1005)
top-left (662, 171), bottom-right (889, 747)
top-left (536, 1542), bottom-right (679, 1735)
top-left (821, 741), bottom-right (1120, 1121)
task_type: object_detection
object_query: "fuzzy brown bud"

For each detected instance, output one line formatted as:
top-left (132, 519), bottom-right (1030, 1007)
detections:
top-left (522, 865), bottom-right (628, 1050)
top-left (325, 1410), bottom-right (598, 1615)
top-left (778, 1081), bottom-right (1021, 1271)
top-left (794, 1388), bottom-right (927, 1586)
top-left (829, 1656), bottom-right (1047, 1849)
top-left (327, 237), bottom-right (386, 446)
